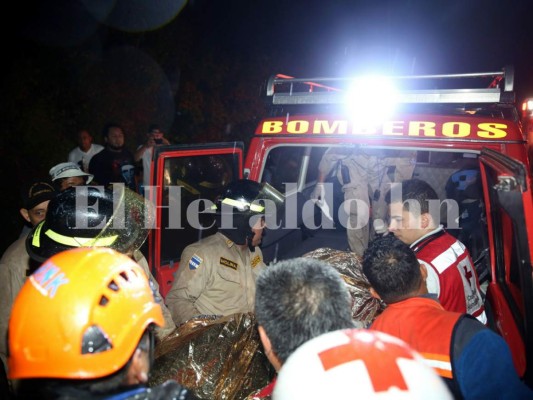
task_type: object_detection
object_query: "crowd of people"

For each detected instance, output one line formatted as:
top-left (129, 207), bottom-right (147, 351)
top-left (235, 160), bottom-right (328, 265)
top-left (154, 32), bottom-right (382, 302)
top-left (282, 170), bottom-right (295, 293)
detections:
top-left (0, 126), bottom-right (532, 399)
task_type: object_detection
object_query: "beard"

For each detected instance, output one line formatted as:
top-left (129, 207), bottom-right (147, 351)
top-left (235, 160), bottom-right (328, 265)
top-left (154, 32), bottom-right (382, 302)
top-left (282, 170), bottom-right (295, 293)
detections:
top-left (108, 143), bottom-right (124, 151)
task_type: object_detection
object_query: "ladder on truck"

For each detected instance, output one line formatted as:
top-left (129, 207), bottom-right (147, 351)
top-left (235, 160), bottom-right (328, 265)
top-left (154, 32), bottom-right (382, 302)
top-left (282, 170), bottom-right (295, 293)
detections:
top-left (265, 66), bottom-right (515, 106)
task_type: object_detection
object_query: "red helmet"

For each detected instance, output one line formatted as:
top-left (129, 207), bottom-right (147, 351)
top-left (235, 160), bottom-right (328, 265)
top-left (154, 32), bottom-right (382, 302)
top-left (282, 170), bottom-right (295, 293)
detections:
top-left (8, 247), bottom-right (164, 380)
top-left (273, 329), bottom-right (452, 399)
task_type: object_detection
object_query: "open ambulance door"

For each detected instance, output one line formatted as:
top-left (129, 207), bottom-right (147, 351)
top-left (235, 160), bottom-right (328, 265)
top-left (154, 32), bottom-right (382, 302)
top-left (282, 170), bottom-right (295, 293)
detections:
top-left (479, 147), bottom-right (533, 384)
top-left (148, 142), bottom-right (244, 298)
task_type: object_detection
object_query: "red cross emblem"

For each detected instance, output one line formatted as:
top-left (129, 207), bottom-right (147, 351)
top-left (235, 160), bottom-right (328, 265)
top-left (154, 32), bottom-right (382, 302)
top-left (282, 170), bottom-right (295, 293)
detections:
top-left (318, 331), bottom-right (411, 392)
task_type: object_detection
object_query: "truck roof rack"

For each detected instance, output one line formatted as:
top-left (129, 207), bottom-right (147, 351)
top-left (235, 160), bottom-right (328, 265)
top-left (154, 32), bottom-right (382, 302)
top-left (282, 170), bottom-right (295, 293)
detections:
top-left (266, 66), bottom-right (515, 106)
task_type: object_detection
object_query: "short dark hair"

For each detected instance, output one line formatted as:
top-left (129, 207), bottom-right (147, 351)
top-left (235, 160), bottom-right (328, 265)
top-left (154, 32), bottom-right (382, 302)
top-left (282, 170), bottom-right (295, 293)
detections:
top-left (384, 178), bottom-right (438, 214)
top-left (362, 235), bottom-right (422, 304)
top-left (102, 123), bottom-right (123, 138)
top-left (254, 258), bottom-right (354, 364)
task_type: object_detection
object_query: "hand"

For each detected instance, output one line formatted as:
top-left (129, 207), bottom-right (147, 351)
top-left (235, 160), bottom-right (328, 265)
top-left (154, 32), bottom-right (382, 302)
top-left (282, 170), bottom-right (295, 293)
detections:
top-left (311, 182), bottom-right (325, 203)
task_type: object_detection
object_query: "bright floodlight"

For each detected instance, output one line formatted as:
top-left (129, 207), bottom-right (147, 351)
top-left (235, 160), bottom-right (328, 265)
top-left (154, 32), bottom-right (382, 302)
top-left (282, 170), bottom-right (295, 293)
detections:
top-left (344, 76), bottom-right (398, 125)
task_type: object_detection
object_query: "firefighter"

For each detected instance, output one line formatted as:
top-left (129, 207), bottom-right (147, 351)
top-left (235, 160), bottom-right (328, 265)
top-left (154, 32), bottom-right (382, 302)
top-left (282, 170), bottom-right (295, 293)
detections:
top-left (165, 179), bottom-right (283, 325)
top-left (311, 147), bottom-right (415, 257)
top-left (25, 185), bottom-right (176, 340)
top-left (8, 248), bottom-right (196, 400)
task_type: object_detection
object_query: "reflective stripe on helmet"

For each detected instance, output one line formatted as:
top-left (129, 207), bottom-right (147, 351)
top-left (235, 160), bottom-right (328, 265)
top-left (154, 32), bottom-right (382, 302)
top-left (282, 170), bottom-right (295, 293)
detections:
top-left (31, 221), bottom-right (45, 248)
top-left (221, 197), bottom-right (265, 212)
top-left (44, 229), bottom-right (119, 247)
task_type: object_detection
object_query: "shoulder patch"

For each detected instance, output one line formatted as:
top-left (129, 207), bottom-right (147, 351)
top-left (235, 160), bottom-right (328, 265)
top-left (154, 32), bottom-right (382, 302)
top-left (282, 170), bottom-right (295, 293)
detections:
top-left (251, 255), bottom-right (262, 268)
top-left (220, 257), bottom-right (238, 270)
top-left (189, 255), bottom-right (203, 270)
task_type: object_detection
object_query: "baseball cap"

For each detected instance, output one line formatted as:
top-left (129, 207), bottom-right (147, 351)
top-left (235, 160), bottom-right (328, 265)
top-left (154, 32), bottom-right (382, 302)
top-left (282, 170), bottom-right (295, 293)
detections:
top-left (21, 181), bottom-right (57, 210)
top-left (49, 162), bottom-right (93, 183)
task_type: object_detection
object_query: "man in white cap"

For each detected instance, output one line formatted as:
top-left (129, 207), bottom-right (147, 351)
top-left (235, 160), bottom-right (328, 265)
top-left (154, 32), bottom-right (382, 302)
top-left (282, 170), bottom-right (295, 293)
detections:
top-left (49, 162), bottom-right (94, 192)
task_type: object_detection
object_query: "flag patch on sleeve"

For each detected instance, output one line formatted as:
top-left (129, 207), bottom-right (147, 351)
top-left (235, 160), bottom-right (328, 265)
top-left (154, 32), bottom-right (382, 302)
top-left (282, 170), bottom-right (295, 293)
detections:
top-left (189, 255), bottom-right (203, 270)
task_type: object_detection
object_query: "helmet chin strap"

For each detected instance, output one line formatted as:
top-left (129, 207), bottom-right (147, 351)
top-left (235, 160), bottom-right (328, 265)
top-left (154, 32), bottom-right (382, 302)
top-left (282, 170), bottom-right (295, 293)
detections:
top-left (246, 232), bottom-right (256, 252)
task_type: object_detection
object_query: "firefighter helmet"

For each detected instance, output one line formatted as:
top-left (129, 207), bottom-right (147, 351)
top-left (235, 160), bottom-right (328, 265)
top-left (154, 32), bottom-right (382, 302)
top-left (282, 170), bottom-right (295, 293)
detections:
top-left (26, 185), bottom-right (154, 263)
top-left (273, 329), bottom-right (452, 399)
top-left (8, 247), bottom-right (164, 379)
top-left (214, 179), bottom-right (284, 246)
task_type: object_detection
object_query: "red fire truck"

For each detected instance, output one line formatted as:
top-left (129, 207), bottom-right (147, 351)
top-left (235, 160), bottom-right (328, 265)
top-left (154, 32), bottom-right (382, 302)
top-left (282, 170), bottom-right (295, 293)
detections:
top-left (149, 66), bottom-right (533, 385)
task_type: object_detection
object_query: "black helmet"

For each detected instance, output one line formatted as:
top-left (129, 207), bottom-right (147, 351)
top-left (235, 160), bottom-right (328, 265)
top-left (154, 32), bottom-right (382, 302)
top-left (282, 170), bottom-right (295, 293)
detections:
top-left (26, 185), bottom-right (154, 263)
top-left (215, 179), bottom-right (284, 246)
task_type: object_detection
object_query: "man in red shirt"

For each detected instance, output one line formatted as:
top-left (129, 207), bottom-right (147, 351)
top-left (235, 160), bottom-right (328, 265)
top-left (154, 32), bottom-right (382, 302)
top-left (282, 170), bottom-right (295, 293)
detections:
top-left (385, 178), bottom-right (486, 323)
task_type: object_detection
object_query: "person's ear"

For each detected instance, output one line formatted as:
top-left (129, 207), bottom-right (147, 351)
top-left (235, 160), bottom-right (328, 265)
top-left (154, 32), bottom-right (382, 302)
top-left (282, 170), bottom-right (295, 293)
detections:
top-left (419, 263), bottom-right (428, 280)
top-left (258, 326), bottom-right (272, 355)
top-left (258, 325), bottom-right (282, 371)
top-left (19, 208), bottom-right (31, 223)
top-left (125, 348), bottom-right (149, 385)
top-left (369, 287), bottom-right (381, 300)
top-left (420, 213), bottom-right (431, 229)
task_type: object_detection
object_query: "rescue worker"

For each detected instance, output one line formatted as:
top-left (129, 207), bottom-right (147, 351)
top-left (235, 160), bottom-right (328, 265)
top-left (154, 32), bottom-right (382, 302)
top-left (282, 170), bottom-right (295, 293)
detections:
top-left (385, 178), bottom-right (486, 323)
top-left (248, 257), bottom-right (359, 399)
top-left (25, 185), bottom-right (176, 340)
top-left (273, 329), bottom-right (452, 399)
top-left (8, 247), bottom-right (196, 400)
top-left (0, 180), bottom-right (57, 397)
top-left (165, 179), bottom-right (282, 325)
top-left (311, 147), bottom-right (415, 257)
top-left (363, 235), bottom-right (533, 399)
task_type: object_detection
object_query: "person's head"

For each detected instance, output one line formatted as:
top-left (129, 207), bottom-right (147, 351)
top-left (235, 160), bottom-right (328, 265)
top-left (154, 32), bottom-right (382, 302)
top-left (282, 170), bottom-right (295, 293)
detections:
top-left (19, 180), bottom-right (57, 227)
top-left (103, 123), bottom-right (125, 151)
top-left (26, 185), bottom-right (153, 264)
top-left (77, 129), bottom-right (93, 152)
top-left (254, 258), bottom-right (354, 371)
top-left (362, 235), bottom-right (427, 304)
top-left (49, 162), bottom-right (94, 191)
top-left (148, 124), bottom-right (163, 142)
top-left (273, 329), bottom-right (452, 400)
top-left (385, 178), bottom-right (439, 245)
top-left (215, 179), bottom-right (283, 249)
top-left (8, 247), bottom-right (164, 398)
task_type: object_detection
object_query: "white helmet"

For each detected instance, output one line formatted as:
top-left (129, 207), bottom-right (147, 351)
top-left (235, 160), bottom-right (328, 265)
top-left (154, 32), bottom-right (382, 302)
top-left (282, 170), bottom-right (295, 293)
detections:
top-left (273, 329), bottom-right (452, 400)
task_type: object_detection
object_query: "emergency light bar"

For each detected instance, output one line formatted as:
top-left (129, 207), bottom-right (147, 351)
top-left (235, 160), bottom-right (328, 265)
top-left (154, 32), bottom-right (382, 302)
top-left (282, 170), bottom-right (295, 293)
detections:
top-left (266, 66), bottom-right (515, 105)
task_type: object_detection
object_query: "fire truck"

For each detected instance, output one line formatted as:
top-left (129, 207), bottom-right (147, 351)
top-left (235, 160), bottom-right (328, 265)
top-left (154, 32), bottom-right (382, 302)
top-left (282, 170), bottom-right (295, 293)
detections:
top-left (148, 66), bottom-right (533, 385)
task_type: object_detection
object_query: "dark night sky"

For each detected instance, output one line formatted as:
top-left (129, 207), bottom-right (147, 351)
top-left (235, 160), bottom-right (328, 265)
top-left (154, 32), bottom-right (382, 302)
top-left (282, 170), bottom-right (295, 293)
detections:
top-left (7, 0), bottom-right (533, 102)
top-left (10, 0), bottom-right (533, 77)
top-left (1, 0), bottom-right (533, 251)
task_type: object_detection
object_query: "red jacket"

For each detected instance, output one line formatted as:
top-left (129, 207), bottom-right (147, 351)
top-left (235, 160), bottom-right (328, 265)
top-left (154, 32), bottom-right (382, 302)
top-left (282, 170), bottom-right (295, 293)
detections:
top-left (371, 296), bottom-right (460, 379)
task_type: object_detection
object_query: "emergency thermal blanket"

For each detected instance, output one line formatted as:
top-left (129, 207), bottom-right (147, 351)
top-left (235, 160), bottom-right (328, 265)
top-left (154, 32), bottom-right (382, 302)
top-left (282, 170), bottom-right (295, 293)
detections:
top-left (303, 247), bottom-right (384, 325)
top-left (150, 313), bottom-right (274, 399)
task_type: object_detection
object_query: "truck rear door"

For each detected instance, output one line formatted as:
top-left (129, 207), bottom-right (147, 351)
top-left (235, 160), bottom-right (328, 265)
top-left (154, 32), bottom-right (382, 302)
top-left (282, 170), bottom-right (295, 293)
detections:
top-left (148, 142), bottom-right (244, 298)
top-left (479, 147), bottom-right (533, 384)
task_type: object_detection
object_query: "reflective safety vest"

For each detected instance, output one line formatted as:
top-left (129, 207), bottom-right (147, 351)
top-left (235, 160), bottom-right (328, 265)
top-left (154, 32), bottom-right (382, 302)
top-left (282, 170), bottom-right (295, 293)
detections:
top-left (370, 296), bottom-right (461, 380)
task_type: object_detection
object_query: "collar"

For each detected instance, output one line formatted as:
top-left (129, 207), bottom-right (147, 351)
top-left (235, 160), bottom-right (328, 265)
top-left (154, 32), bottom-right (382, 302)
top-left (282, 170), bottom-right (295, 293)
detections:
top-left (218, 232), bottom-right (236, 248)
top-left (410, 225), bottom-right (445, 253)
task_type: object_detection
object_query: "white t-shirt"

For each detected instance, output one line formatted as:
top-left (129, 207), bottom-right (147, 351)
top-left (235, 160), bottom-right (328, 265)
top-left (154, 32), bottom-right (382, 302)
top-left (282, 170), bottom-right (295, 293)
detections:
top-left (137, 145), bottom-right (153, 187)
top-left (68, 144), bottom-right (104, 172)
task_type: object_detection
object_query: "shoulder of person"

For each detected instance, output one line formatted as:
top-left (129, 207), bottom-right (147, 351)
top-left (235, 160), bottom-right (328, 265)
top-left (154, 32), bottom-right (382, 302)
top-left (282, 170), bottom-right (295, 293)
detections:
top-left (0, 236), bottom-right (29, 266)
